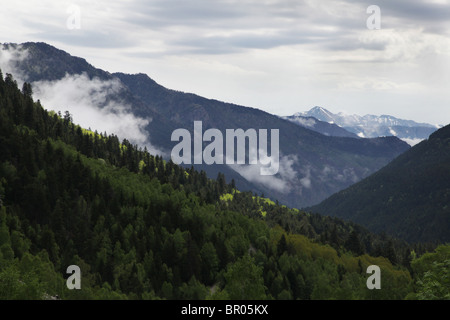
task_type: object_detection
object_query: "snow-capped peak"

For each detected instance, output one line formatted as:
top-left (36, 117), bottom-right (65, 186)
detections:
top-left (288, 106), bottom-right (441, 143)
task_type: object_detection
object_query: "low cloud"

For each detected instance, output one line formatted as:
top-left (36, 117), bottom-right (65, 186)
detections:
top-left (0, 43), bottom-right (28, 83)
top-left (299, 165), bottom-right (312, 189)
top-left (32, 72), bottom-right (163, 154)
top-left (319, 164), bottom-right (361, 184)
top-left (286, 117), bottom-right (317, 128)
top-left (228, 154), bottom-right (300, 193)
top-left (1, 44), bottom-right (164, 156)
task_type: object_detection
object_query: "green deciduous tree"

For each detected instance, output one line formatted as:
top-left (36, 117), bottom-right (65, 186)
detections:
top-left (223, 255), bottom-right (267, 300)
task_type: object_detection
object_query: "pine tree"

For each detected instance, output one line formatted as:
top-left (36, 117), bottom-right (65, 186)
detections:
top-left (345, 230), bottom-right (364, 256)
top-left (277, 234), bottom-right (288, 256)
top-left (22, 82), bottom-right (33, 98)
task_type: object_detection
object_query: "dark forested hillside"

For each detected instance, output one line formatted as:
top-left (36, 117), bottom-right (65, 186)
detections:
top-left (0, 70), bottom-right (446, 300)
top-left (281, 114), bottom-right (359, 138)
top-left (310, 124), bottom-right (450, 244)
top-left (2, 42), bottom-right (110, 82)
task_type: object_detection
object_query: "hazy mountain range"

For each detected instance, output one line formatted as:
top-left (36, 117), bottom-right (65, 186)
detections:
top-left (0, 42), bottom-right (410, 209)
top-left (281, 112), bottom-right (359, 139)
top-left (1, 42), bottom-right (449, 244)
top-left (284, 106), bottom-right (441, 146)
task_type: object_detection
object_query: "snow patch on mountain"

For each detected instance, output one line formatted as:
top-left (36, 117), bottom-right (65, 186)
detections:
top-left (292, 106), bottom-right (441, 143)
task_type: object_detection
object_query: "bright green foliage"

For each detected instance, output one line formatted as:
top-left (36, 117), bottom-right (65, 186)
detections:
top-left (222, 255), bottom-right (267, 300)
top-left (407, 245), bottom-right (450, 300)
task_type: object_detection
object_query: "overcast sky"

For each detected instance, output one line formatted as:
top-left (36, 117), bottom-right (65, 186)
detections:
top-left (1, 0), bottom-right (450, 125)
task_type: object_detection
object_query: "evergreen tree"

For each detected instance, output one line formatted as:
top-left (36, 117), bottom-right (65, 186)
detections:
top-left (345, 230), bottom-right (364, 256)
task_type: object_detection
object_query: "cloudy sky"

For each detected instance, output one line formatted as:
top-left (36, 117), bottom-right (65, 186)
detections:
top-left (1, 0), bottom-right (450, 125)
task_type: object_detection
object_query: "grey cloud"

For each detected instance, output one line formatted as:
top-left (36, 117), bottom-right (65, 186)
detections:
top-left (344, 0), bottom-right (450, 29)
top-left (7, 0), bottom-right (450, 57)
top-left (22, 19), bottom-right (136, 49)
top-left (172, 31), bottom-right (320, 54)
top-left (378, 0), bottom-right (450, 22)
top-left (324, 36), bottom-right (388, 52)
top-left (35, 0), bottom-right (447, 57)
top-left (114, 0), bottom-right (353, 54)
top-left (34, 30), bottom-right (136, 49)
top-left (119, 0), bottom-right (247, 31)
top-left (128, 0), bottom-right (309, 28)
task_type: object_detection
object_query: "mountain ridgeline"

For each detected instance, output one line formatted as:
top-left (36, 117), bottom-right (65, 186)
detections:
top-left (281, 114), bottom-right (359, 138)
top-left (113, 71), bottom-right (410, 208)
top-left (1, 42), bottom-right (411, 208)
top-left (293, 106), bottom-right (439, 143)
top-left (2, 68), bottom-right (445, 300)
top-left (310, 124), bottom-right (450, 244)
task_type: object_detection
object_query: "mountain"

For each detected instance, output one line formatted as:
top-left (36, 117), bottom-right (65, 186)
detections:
top-left (0, 42), bottom-right (179, 150)
top-left (112, 72), bottom-right (409, 208)
top-left (0, 42), bottom-right (410, 208)
top-left (294, 106), bottom-right (440, 146)
top-left (0, 68), bottom-right (422, 300)
top-left (281, 114), bottom-right (359, 138)
top-left (309, 124), bottom-right (450, 244)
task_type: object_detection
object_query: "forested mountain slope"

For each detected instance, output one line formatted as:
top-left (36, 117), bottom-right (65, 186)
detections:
top-left (0, 69), bottom-right (436, 300)
top-left (1, 42), bottom-right (411, 209)
top-left (114, 71), bottom-right (410, 208)
top-left (310, 124), bottom-right (450, 244)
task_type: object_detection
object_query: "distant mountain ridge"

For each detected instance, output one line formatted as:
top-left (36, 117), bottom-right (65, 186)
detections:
top-left (113, 71), bottom-right (410, 207)
top-left (0, 42), bottom-right (411, 208)
top-left (281, 114), bottom-right (359, 138)
top-left (290, 106), bottom-right (440, 145)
